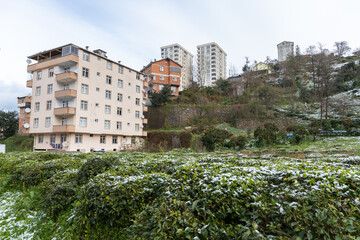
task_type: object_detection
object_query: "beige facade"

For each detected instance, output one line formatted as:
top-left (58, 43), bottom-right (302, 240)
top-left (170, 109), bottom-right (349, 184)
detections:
top-left (197, 42), bottom-right (227, 87)
top-left (161, 43), bottom-right (193, 91)
top-left (277, 41), bottom-right (294, 62)
top-left (27, 44), bottom-right (147, 152)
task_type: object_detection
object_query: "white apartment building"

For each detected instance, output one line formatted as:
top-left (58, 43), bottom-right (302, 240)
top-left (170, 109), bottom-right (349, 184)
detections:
top-left (26, 44), bottom-right (148, 152)
top-left (161, 43), bottom-right (193, 91)
top-left (277, 41), bottom-right (294, 62)
top-left (197, 42), bottom-right (227, 87)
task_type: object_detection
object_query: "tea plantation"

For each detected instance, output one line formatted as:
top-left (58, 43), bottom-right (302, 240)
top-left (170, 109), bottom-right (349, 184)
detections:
top-left (1, 138), bottom-right (360, 239)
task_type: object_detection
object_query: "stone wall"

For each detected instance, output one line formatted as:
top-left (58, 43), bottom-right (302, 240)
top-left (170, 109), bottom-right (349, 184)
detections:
top-left (236, 119), bottom-right (298, 130)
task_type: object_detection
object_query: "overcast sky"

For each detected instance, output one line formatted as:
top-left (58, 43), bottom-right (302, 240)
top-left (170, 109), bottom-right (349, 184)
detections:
top-left (1, 0), bottom-right (359, 111)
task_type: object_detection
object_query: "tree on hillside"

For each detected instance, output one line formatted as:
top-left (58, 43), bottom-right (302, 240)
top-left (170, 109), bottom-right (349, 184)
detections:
top-left (242, 57), bottom-right (250, 72)
top-left (0, 110), bottom-right (19, 139)
top-left (215, 78), bottom-right (232, 95)
top-left (149, 85), bottom-right (172, 106)
top-left (229, 64), bottom-right (239, 77)
top-left (306, 45), bottom-right (318, 95)
top-left (334, 41), bottom-right (351, 57)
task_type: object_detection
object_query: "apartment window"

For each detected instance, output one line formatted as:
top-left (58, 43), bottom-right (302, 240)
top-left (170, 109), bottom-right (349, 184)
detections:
top-left (34, 118), bottom-right (39, 128)
top-left (159, 85), bottom-right (164, 91)
top-left (135, 124), bottom-right (140, 132)
top-left (160, 76), bottom-right (164, 81)
top-left (97, 72), bottom-right (100, 76)
top-left (160, 66), bottom-right (164, 71)
top-left (96, 87), bottom-right (100, 92)
top-left (172, 77), bottom-right (177, 82)
top-left (83, 52), bottom-right (89, 61)
top-left (63, 84), bottom-right (70, 90)
top-left (136, 85), bottom-right (140, 93)
top-left (131, 137), bottom-right (136, 144)
top-left (82, 67), bottom-right (89, 77)
top-left (135, 111), bottom-right (140, 118)
top-left (117, 107), bottom-right (122, 116)
top-left (38, 135), bottom-right (43, 144)
top-left (81, 84), bottom-right (88, 94)
top-left (136, 73), bottom-right (140, 80)
top-left (49, 68), bottom-right (54, 77)
top-left (105, 105), bottom-right (111, 114)
top-left (128, 82), bottom-right (131, 86)
top-left (118, 66), bottom-right (123, 74)
top-left (50, 134), bottom-right (56, 144)
top-left (106, 90), bottom-right (111, 99)
top-left (45, 117), bottom-right (51, 127)
top-left (171, 86), bottom-right (177, 93)
top-left (117, 93), bottom-right (123, 102)
top-left (75, 134), bottom-right (82, 143)
top-left (61, 118), bottom-right (68, 125)
top-left (47, 84), bottom-right (53, 94)
top-left (81, 101), bottom-right (88, 110)
top-left (35, 102), bottom-right (40, 112)
top-left (116, 121), bottom-right (122, 130)
top-left (95, 119), bottom-right (98, 123)
top-left (118, 79), bottom-right (123, 88)
top-left (37, 71), bottom-right (42, 80)
top-left (135, 98), bottom-right (140, 105)
top-left (128, 96), bottom-right (131, 100)
top-left (107, 61), bottom-right (112, 70)
top-left (100, 135), bottom-right (106, 144)
top-left (106, 75), bottom-right (112, 84)
top-left (46, 101), bottom-right (52, 110)
top-left (112, 136), bottom-right (117, 144)
top-left (36, 87), bottom-right (41, 96)
top-left (62, 101), bottom-right (69, 108)
top-left (61, 134), bottom-right (66, 143)
top-left (80, 117), bottom-right (87, 127)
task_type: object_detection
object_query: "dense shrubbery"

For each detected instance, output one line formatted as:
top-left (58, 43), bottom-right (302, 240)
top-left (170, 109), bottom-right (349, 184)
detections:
top-left (254, 123), bottom-right (280, 145)
top-left (200, 128), bottom-right (232, 151)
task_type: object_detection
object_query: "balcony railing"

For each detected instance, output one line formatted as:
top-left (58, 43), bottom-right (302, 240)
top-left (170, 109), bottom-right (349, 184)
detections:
top-left (27, 54), bottom-right (79, 72)
top-left (142, 131), bottom-right (147, 137)
top-left (143, 106), bottom-right (148, 112)
top-left (53, 125), bottom-right (75, 133)
top-left (142, 118), bottom-right (148, 124)
top-left (54, 107), bottom-right (76, 116)
top-left (55, 89), bottom-right (77, 99)
top-left (56, 71), bottom-right (78, 83)
top-left (17, 103), bottom-right (26, 108)
top-left (26, 80), bottom-right (33, 88)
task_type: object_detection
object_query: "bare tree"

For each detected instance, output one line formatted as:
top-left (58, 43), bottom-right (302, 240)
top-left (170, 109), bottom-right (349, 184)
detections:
top-left (306, 45), bottom-right (318, 94)
top-left (334, 41), bottom-right (351, 57)
top-left (229, 64), bottom-right (239, 77)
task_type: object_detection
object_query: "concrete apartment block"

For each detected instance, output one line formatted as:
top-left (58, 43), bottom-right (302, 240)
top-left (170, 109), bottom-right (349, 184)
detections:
top-left (277, 41), bottom-right (294, 62)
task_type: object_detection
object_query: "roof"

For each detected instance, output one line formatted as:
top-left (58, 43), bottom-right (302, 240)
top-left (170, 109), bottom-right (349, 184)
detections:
top-left (196, 42), bottom-right (227, 56)
top-left (160, 43), bottom-right (194, 57)
top-left (277, 41), bottom-right (294, 46)
top-left (140, 57), bottom-right (182, 73)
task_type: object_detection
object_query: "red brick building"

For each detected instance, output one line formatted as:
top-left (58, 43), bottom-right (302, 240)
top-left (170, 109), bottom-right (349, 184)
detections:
top-left (141, 58), bottom-right (182, 96)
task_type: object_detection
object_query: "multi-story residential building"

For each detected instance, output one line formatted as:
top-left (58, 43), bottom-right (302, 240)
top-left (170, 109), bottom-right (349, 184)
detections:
top-left (197, 42), bottom-right (227, 87)
top-left (160, 44), bottom-right (193, 91)
top-left (17, 95), bottom-right (32, 135)
top-left (141, 58), bottom-right (181, 96)
top-left (277, 41), bottom-right (294, 62)
top-left (26, 44), bottom-right (147, 152)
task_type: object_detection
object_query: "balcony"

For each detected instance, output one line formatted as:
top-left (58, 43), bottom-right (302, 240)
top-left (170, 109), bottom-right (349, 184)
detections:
top-left (143, 106), bottom-right (148, 112)
top-left (53, 125), bottom-right (75, 133)
top-left (142, 118), bottom-right (148, 124)
top-left (143, 81), bottom-right (149, 87)
top-left (55, 89), bottom-right (77, 100)
top-left (27, 54), bottom-right (79, 72)
top-left (142, 131), bottom-right (147, 137)
top-left (17, 102), bottom-right (26, 108)
top-left (54, 107), bottom-right (76, 116)
top-left (26, 80), bottom-right (33, 88)
top-left (56, 71), bottom-right (78, 83)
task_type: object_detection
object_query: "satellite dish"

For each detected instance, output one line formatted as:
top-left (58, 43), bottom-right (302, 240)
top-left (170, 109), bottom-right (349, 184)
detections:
top-left (24, 123), bottom-right (30, 129)
top-left (25, 108), bottom-right (31, 113)
top-left (26, 59), bottom-right (32, 65)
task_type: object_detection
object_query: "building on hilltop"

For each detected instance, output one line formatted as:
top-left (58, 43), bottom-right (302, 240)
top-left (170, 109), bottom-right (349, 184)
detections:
top-left (277, 41), bottom-right (294, 62)
top-left (251, 62), bottom-right (272, 74)
top-left (25, 44), bottom-right (148, 152)
top-left (197, 42), bottom-right (227, 87)
top-left (160, 44), bottom-right (193, 91)
top-left (141, 58), bottom-right (182, 96)
top-left (17, 95), bottom-right (32, 135)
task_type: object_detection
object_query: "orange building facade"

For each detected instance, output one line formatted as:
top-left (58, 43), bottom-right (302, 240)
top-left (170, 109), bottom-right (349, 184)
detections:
top-left (17, 96), bottom-right (32, 135)
top-left (141, 58), bottom-right (182, 96)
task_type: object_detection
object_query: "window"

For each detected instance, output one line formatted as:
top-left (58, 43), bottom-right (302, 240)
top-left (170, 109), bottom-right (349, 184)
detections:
top-left (112, 136), bottom-right (117, 144)
top-left (36, 87), bottom-right (41, 96)
top-left (96, 87), bottom-right (100, 92)
top-left (83, 52), bottom-right (89, 61)
top-left (106, 75), bottom-right (112, 84)
top-left (106, 90), bottom-right (111, 99)
top-left (136, 85), bottom-right (140, 93)
top-left (35, 102), bottom-right (40, 111)
top-left (118, 66), bottom-right (123, 74)
top-left (50, 134), bottom-right (56, 144)
top-left (131, 137), bottom-right (136, 144)
top-left (95, 119), bottom-right (98, 123)
top-left (135, 98), bottom-right (140, 105)
top-left (37, 71), bottom-right (42, 80)
top-left (61, 134), bottom-right (66, 143)
top-left (136, 73), bottom-right (140, 80)
top-left (118, 79), bottom-right (123, 88)
top-left (173, 77), bottom-right (177, 82)
top-left (80, 117), bottom-right (87, 127)
top-left (81, 84), bottom-right (88, 94)
top-left (61, 118), bottom-right (68, 125)
top-left (171, 86), bottom-right (177, 93)
top-left (116, 121), bottom-right (122, 130)
top-left (105, 105), bottom-right (111, 114)
top-left (75, 134), bottom-right (82, 143)
top-left (82, 67), bottom-right (89, 77)
top-left (117, 107), bottom-right (122, 116)
top-left (34, 118), bottom-right (39, 128)
top-left (47, 84), bottom-right (53, 94)
top-left (100, 135), bottom-right (106, 144)
top-left (135, 111), bottom-right (140, 118)
top-left (128, 96), bottom-right (131, 100)
top-left (45, 117), bottom-right (51, 127)
top-left (128, 82), bottom-right (131, 86)
top-left (159, 85), bottom-right (164, 91)
top-left (81, 101), bottom-right (88, 110)
top-left (46, 101), bottom-right (52, 110)
top-left (135, 124), bottom-right (140, 132)
top-left (38, 135), bottom-right (43, 143)
top-left (49, 68), bottom-right (54, 77)
top-left (107, 61), bottom-right (112, 70)
top-left (95, 103), bottom-right (99, 107)
top-left (160, 76), bottom-right (164, 80)
top-left (62, 101), bottom-right (69, 108)
top-left (160, 66), bottom-right (164, 72)
top-left (117, 93), bottom-right (123, 102)
top-left (63, 84), bottom-right (70, 90)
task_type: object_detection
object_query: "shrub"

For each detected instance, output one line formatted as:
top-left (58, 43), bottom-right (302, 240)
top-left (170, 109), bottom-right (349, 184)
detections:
top-left (254, 123), bottom-right (280, 145)
top-left (200, 128), bottom-right (232, 151)
top-left (225, 135), bottom-right (248, 150)
top-left (77, 155), bottom-right (117, 184)
top-left (286, 124), bottom-right (309, 144)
